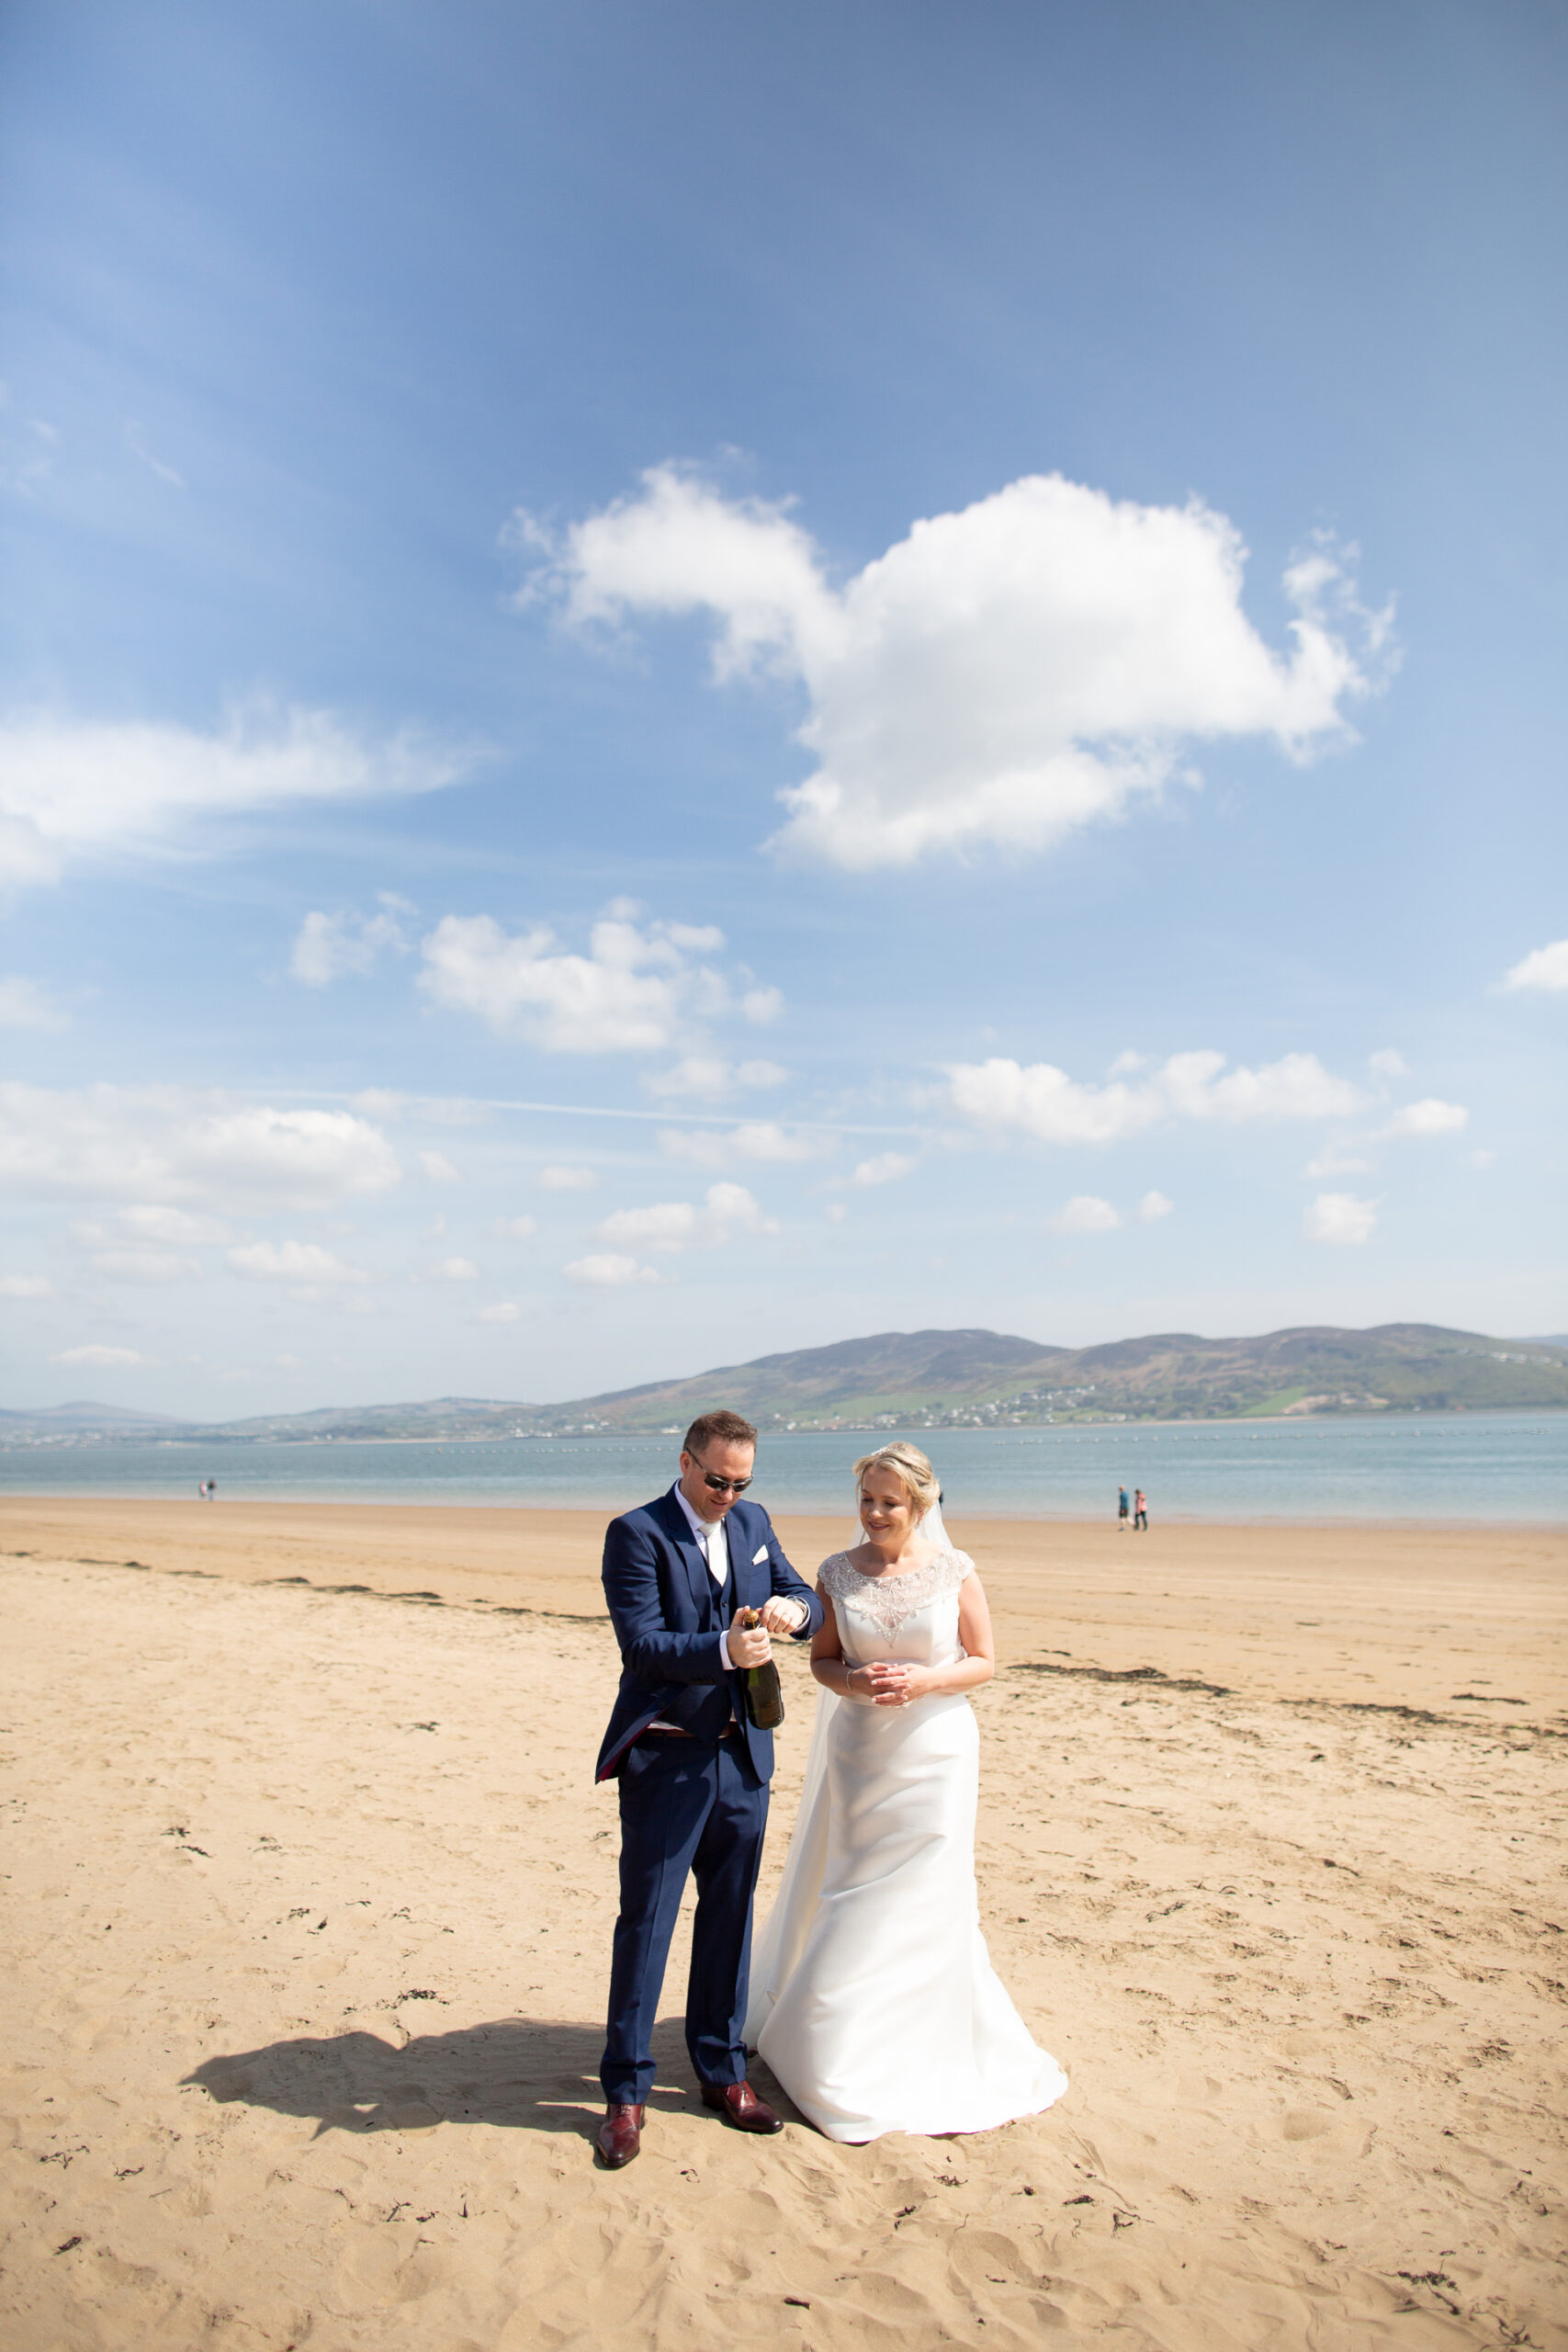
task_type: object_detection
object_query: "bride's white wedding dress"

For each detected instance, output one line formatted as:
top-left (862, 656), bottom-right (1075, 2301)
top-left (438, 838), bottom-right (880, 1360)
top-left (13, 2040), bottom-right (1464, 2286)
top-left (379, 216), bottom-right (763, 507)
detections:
top-left (744, 1546), bottom-right (1068, 2143)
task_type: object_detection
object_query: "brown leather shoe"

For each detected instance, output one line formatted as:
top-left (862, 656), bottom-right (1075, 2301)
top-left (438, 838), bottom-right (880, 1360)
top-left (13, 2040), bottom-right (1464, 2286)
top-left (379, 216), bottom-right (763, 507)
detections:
top-left (596, 2101), bottom-right (645, 2167)
top-left (701, 2079), bottom-right (784, 2133)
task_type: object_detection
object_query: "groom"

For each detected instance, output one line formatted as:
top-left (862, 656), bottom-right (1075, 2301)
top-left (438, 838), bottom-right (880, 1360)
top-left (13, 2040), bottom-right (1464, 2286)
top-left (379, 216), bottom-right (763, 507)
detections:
top-left (593, 1408), bottom-right (824, 2168)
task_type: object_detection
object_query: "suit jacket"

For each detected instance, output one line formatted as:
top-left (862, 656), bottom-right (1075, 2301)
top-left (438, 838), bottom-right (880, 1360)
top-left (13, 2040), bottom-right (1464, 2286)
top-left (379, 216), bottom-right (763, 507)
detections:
top-left (595, 1488), bottom-right (824, 1781)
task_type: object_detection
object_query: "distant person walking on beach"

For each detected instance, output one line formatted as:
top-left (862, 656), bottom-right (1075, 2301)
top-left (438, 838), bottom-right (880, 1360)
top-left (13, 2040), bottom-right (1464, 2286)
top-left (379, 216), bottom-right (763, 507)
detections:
top-left (1133, 1488), bottom-right (1147, 1532)
top-left (1117, 1486), bottom-right (1130, 1532)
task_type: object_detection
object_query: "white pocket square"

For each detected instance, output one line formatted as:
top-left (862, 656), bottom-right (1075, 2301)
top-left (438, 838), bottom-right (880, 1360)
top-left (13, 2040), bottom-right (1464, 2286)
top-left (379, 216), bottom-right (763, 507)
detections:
top-left (751, 1544), bottom-right (771, 1565)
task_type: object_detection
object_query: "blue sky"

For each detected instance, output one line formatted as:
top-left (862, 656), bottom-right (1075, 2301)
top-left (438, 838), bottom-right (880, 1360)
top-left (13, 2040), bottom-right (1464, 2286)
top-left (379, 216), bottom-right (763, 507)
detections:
top-left (2, 0), bottom-right (1564, 1416)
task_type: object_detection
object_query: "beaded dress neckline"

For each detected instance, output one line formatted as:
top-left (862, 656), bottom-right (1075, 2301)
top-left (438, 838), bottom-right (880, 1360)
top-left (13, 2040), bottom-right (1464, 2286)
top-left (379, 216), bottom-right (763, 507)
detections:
top-left (819, 1547), bottom-right (971, 1643)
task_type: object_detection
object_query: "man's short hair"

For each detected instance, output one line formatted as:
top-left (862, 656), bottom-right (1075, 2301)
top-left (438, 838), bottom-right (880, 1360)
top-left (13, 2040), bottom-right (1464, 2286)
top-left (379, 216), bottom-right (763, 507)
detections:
top-left (683, 1408), bottom-right (758, 1455)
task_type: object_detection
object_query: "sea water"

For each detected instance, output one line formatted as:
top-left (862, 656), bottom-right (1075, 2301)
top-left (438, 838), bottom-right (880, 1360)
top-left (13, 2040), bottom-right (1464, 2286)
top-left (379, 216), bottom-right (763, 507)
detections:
top-left (1, 1413), bottom-right (1562, 1523)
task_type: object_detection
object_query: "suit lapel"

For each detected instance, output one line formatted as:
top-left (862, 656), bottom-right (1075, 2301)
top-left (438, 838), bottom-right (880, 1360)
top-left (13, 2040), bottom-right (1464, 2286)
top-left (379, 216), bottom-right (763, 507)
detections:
top-left (725, 1503), bottom-right (754, 1611)
top-left (653, 1487), bottom-right (717, 1623)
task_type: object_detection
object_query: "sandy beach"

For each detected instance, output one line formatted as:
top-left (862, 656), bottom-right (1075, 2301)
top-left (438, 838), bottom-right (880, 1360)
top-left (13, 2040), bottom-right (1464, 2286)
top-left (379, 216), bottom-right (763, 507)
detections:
top-left (4, 1498), bottom-right (1565, 2349)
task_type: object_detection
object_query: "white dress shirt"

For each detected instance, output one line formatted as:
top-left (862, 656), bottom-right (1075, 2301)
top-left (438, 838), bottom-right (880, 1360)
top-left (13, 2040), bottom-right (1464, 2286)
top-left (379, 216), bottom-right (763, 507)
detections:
top-left (673, 1482), bottom-right (807, 1639)
top-left (673, 1476), bottom-right (731, 1595)
top-left (648, 1483), bottom-right (735, 1732)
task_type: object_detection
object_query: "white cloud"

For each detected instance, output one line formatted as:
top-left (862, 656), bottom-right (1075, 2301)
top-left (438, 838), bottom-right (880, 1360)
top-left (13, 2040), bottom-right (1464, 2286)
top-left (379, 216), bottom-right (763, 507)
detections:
top-left (0, 975), bottom-right (70, 1030)
top-left (597, 1201), bottom-right (711, 1253)
top-left (418, 906), bottom-right (777, 1056)
top-left (1159, 1052), bottom-right (1360, 1122)
top-left (418, 1149), bottom-right (462, 1182)
top-left (90, 1249), bottom-right (200, 1283)
top-left (564, 1251), bottom-right (664, 1288)
top-left (1386, 1097), bottom-right (1469, 1137)
top-left (117, 1203), bottom-right (231, 1244)
top-left (1303, 1192), bottom-right (1378, 1246)
top-left (1053, 1194), bottom-right (1122, 1233)
top-left (290, 895), bottom-right (414, 986)
top-left (660, 1121), bottom-right (824, 1167)
top-left (0, 1272), bottom-right (53, 1297)
top-left (1043, 1187), bottom-right (1171, 1230)
top-left (0, 708), bottom-right (471, 888)
top-left (538, 1164), bottom-right (599, 1190)
top-left (949, 1058), bottom-right (1149, 1145)
top-left (0, 1085), bottom-right (400, 1209)
top-left (824, 1202), bottom-right (848, 1225)
top-left (51, 1344), bottom-right (152, 1368)
top-left (852, 1152), bottom-right (916, 1186)
top-left (478, 1300), bottom-right (522, 1323)
top-left (519, 465), bottom-right (1393, 870)
top-left (1501, 937), bottom-right (1568, 993)
top-left (228, 1239), bottom-right (369, 1284)
top-left (598, 1181), bottom-right (779, 1255)
top-left (947, 1048), bottom-right (1359, 1144)
top-left (495, 1214), bottom-right (537, 1238)
top-left (646, 1055), bottom-right (788, 1099)
top-left (430, 1256), bottom-right (479, 1281)
top-left (1368, 1047), bottom-right (1408, 1079)
top-left (190, 1109), bottom-right (400, 1204)
top-left (1305, 1143), bottom-right (1372, 1178)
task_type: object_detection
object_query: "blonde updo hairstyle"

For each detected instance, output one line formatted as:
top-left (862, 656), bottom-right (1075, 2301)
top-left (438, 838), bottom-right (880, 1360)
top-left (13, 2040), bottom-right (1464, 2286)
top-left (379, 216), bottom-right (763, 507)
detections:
top-left (854, 1441), bottom-right (941, 1522)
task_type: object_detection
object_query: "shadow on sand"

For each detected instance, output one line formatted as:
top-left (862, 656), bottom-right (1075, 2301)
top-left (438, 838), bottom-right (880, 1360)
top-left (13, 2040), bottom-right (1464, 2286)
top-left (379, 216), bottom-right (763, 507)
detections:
top-left (183, 2016), bottom-right (802, 2146)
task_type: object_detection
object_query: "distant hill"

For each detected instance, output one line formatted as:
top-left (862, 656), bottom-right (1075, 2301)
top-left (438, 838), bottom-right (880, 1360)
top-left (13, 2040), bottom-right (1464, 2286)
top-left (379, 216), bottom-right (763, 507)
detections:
top-left (204, 1395), bottom-right (523, 1441)
top-left (573, 1327), bottom-right (1070, 1428)
top-left (0, 1397), bottom-right (184, 1430)
top-left (5, 1323), bottom-right (1565, 1445)
top-left (538, 1320), bottom-right (1568, 1431)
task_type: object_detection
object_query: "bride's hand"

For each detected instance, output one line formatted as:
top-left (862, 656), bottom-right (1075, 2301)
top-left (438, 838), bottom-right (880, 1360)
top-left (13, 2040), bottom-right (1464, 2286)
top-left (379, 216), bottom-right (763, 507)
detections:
top-left (852, 1660), bottom-right (931, 1706)
top-left (847, 1660), bottom-right (905, 1703)
top-left (878, 1664), bottom-right (934, 1706)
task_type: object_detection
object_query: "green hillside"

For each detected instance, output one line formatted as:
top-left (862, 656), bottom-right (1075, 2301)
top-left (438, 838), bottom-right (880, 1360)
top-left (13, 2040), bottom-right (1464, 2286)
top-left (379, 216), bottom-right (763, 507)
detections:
top-left (550, 1321), bottom-right (1568, 1430)
top-left (7, 1324), bottom-right (1565, 1446)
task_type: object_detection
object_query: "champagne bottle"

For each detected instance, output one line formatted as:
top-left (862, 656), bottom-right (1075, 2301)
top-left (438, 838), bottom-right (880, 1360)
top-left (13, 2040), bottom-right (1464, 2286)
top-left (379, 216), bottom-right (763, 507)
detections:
top-left (737, 1606), bottom-right (784, 1729)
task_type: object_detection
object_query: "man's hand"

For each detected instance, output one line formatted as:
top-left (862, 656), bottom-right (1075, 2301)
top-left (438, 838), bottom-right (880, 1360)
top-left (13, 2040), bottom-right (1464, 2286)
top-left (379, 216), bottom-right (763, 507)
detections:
top-left (756, 1595), bottom-right (807, 1636)
top-left (728, 1607), bottom-right (773, 1669)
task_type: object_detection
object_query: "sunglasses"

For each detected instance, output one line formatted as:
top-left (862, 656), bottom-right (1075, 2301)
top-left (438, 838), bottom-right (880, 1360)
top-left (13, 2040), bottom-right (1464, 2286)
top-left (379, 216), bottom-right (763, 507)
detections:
top-left (691, 1460), bottom-right (752, 1495)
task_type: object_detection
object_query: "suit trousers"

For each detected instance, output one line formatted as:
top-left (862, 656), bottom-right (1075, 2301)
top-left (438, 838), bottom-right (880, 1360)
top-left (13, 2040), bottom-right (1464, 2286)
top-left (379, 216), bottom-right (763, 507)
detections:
top-left (601, 1735), bottom-right (769, 2105)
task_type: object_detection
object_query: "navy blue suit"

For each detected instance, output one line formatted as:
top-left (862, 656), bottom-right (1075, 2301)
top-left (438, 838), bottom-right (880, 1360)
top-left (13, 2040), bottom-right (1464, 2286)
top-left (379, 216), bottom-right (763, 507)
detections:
top-left (597, 1487), bottom-right (823, 2105)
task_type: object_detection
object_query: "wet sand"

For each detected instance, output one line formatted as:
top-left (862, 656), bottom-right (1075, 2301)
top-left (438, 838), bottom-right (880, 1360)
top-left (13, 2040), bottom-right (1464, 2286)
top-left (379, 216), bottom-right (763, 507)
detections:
top-left (3, 1499), bottom-right (1565, 2348)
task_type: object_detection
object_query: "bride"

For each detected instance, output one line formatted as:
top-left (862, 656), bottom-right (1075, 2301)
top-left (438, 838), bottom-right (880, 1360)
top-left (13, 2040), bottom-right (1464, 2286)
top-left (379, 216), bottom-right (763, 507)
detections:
top-left (745, 1442), bottom-right (1068, 2143)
